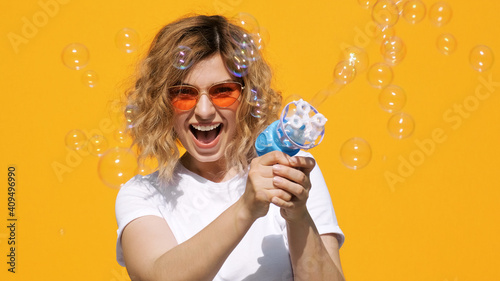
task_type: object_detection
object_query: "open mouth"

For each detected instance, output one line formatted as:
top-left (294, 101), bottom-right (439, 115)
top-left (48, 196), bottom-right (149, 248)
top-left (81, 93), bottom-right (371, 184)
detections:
top-left (190, 123), bottom-right (222, 144)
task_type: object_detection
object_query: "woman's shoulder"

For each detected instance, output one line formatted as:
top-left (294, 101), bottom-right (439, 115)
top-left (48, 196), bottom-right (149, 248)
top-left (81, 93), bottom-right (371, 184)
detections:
top-left (116, 166), bottom-right (199, 208)
top-left (116, 171), bottom-right (162, 199)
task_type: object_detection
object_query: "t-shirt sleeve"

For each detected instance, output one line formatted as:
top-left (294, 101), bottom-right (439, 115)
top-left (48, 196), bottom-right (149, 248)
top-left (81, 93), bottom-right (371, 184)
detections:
top-left (299, 151), bottom-right (345, 248)
top-left (115, 175), bottom-right (164, 266)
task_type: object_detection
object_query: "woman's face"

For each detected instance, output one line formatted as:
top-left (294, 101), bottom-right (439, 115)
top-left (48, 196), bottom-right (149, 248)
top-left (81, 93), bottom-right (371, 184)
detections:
top-left (173, 53), bottom-right (240, 164)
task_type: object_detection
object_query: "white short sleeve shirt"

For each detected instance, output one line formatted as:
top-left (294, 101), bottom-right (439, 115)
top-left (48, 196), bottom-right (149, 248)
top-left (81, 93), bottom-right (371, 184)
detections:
top-left (115, 151), bottom-right (344, 280)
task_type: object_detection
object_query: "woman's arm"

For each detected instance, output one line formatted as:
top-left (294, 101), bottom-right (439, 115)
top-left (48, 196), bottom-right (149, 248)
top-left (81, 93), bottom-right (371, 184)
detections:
top-left (121, 151), bottom-right (295, 281)
top-left (286, 214), bottom-right (345, 280)
top-left (271, 156), bottom-right (345, 280)
top-left (121, 198), bottom-right (255, 281)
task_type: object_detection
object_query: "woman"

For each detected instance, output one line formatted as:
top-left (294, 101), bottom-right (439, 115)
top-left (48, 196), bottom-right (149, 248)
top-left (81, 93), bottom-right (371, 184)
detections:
top-left (115, 14), bottom-right (345, 280)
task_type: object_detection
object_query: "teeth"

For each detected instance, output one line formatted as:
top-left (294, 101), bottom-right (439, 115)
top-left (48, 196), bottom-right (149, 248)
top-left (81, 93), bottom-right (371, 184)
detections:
top-left (192, 123), bottom-right (220, 131)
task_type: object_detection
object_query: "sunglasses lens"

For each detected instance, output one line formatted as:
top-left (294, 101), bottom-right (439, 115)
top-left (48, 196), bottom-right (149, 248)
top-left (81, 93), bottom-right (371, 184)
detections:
top-left (169, 86), bottom-right (198, 110)
top-left (209, 83), bottom-right (241, 107)
top-left (168, 82), bottom-right (242, 110)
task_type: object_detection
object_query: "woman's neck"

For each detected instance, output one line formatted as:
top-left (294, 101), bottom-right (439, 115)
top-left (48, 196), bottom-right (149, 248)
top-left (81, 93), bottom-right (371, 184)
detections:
top-left (180, 153), bottom-right (236, 183)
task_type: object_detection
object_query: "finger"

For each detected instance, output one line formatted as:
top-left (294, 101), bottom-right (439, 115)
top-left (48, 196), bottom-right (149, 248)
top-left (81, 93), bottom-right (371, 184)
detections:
top-left (249, 151), bottom-right (292, 179)
top-left (267, 188), bottom-right (293, 202)
top-left (257, 150), bottom-right (293, 166)
top-left (248, 164), bottom-right (274, 179)
top-left (249, 157), bottom-right (276, 179)
top-left (273, 175), bottom-right (308, 200)
top-left (272, 164), bottom-right (311, 190)
top-left (289, 156), bottom-right (316, 176)
top-left (271, 196), bottom-right (294, 209)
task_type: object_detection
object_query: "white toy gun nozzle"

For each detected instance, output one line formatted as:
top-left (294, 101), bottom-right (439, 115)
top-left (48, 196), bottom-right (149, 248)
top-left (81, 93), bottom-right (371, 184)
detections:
top-left (255, 99), bottom-right (327, 156)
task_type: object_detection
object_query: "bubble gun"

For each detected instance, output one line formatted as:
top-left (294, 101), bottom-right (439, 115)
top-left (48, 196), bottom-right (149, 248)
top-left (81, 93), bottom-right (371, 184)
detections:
top-left (255, 99), bottom-right (327, 157)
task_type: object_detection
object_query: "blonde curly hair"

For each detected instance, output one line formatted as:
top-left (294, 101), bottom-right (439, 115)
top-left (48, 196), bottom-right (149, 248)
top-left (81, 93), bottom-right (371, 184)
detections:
top-left (125, 14), bottom-right (282, 183)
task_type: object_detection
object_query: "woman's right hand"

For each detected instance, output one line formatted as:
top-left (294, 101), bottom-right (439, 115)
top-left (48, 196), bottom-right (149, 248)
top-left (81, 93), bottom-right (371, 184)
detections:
top-left (241, 151), bottom-right (294, 220)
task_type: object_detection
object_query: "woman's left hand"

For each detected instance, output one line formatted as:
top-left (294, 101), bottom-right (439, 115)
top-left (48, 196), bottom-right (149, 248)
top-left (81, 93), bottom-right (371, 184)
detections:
top-left (270, 156), bottom-right (316, 222)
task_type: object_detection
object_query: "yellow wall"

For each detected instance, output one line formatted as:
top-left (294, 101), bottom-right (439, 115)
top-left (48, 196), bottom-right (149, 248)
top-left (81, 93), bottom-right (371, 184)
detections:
top-left (1, 0), bottom-right (499, 280)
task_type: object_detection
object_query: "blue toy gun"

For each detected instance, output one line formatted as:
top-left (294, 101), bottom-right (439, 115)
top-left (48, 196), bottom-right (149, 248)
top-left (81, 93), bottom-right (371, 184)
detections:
top-left (255, 99), bottom-right (327, 157)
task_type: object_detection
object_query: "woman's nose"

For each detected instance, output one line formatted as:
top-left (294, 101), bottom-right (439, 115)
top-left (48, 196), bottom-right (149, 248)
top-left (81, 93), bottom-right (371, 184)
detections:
top-left (194, 93), bottom-right (216, 119)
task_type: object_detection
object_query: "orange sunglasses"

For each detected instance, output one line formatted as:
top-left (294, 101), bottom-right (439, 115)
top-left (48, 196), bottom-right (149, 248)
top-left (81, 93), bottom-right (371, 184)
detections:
top-left (167, 81), bottom-right (244, 111)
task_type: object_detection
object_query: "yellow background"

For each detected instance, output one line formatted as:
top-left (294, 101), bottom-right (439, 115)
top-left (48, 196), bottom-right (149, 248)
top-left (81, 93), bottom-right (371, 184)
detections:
top-left (1, 0), bottom-right (499, 280)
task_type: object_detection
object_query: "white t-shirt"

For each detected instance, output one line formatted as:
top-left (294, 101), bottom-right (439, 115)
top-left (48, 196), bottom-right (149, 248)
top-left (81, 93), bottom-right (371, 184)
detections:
top-left (115, 151), bottom-right (344, 280)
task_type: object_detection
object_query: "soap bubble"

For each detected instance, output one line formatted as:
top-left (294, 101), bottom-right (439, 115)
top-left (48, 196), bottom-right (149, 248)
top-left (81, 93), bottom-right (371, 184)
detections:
top-left (173, 46), bottom-right (194, 70)
top-left (124, 105), bottom-right (137, 128)
top-left (239, 38), bottom-right (261, 62)
top-left (229, 29), bottom-right (262, 62)
top-left (249, 32), bottom-right (265, 52)
top-left (372, 0), bottom-right (400, 27)
top-left (87, 135), bottom-right (108, 157)
top-left (429, 1), bottom-right (452, 27)
top-left (388, 112), bottom-right (415, 139)
top-left (436, 33), bottom-right (457, 55)
top-left (81, 70), bottom-right (99, 88)
top-left (469, 45), bottom-right (494, 72)
top-left (379, 84), bottom-right (407, 113)
top-left (394, 0), bottom-right (405, 15)
top-left (229, 13), bottom-right (265, 63)
top-left (358, 0), bottom-right (378, 9)
top-left (340, 46), bottom-right (369, 73)
top-left (138, 165), bottom-right (154, 176)
top-left (251, 100), bottom-right (264, 118)
top-left (226, 51), bottom-right (250, 77)
top-left (283, 94), bottom-right (304, 107)
top-left (65, 129), bottom-right (87, 151)
top-left (114, 129), bottom-right (131, 144)
top-left (115, 27), bottom-right (140, 53)
top-left (247, 88), bottom-right (261, 105)
top-left (233, 12), bottom-right (260, 34)
top-left (248, 87), bottom-right (264, 118)
top-left (138, 160), bottom-right (156, 176)
top-left (381, 36), bottom-right (406, 65)
top-left (367, 63), bottom-right (394, 88)
top-left (256, 26), bottom-right (271, 50)
top-left (340, 137), bottom-right (372, 170)
top-left (61, 43), bottom-right (89, 70)
top-left (375, 25), bottom-right (396, 43)
top-left (402, 0), bottom-right (426, 24)
top-left (310, 83), bottom-right (343, 109)
top-left (333, 60), bottom-right (357, 85)
top-left (98, 147), bottom-right (138, 189)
